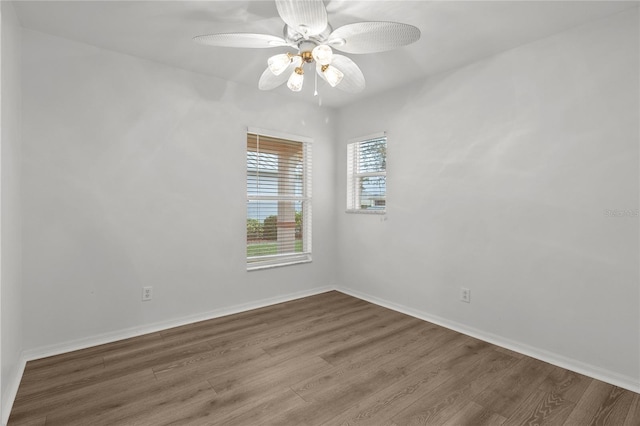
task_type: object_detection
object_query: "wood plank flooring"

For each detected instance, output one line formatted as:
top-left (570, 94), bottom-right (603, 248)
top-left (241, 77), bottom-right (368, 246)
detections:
top-left (8, 291), bottom-right (640, 425)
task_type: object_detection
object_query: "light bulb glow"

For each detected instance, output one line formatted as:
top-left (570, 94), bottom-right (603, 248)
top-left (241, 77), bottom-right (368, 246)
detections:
top-left (287, 67), bottom-right (304, 92)
top-left (312, 45), bottom-right (333, 66)
top-left (268, 53), bottom-right (292, 76)
top-left (322, 65), bottom-right (344, 87)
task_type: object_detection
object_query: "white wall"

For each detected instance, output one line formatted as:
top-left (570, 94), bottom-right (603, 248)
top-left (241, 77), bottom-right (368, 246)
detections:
top-left (21, 29), bottom-right (338, 353)
top-left (1, 1), bottom-right (23, 423)
top-left (336, 9), bottom-right (639, 389)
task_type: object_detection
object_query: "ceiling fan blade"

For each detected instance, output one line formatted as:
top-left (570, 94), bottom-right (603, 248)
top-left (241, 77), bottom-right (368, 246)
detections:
top-left (193, 33), bottom-right (288, 48)
top-left (328, 22), bottom-right (421, 54)
top-left (275, 0), bottom-right (328, 37)
top-left (259, 57), bottom-right (302, 90)
top-left (317, 54), bottom-right (365, 93)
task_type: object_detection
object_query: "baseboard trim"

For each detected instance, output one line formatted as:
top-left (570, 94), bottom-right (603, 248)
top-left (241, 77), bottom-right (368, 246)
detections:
top-left (22, 285), bottom-right (335, 362)
top-left (337, 286), bottom-right (640, 394)
top-left (2, 354), bottom-right (27, 426)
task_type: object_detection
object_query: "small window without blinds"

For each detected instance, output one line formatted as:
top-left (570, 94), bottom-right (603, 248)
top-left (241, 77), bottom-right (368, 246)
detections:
top-left (347, 133), bottom-right (387, 213)
top-left (247, 130), bottom-right (312, 270)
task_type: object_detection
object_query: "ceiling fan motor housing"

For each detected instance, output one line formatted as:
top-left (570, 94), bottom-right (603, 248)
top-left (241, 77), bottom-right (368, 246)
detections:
top-left (284, 24), bottom-right (332, 48)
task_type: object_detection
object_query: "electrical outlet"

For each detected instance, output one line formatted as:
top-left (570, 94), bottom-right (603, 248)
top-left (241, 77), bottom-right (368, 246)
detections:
top-left (460, 287), bottom-right (470, 303)
top-left (142, 286), bottom-right (153, 301)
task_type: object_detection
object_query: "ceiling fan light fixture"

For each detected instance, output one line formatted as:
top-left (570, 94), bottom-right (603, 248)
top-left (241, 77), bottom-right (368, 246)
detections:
top-left (267, 52), bottom-right (293, 75)
top-left (321, 64), bottom-right (343, 87)
top-left (194, 0), bottom-right (421, 97)
top-left (287, 66), bottom-right (305, 91)
top-left (312, 44), bottom-right (333, 65)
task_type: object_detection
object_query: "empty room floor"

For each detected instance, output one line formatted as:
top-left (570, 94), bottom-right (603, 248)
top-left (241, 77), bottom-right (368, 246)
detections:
top-left (8, 291), bottom-right (640, 425)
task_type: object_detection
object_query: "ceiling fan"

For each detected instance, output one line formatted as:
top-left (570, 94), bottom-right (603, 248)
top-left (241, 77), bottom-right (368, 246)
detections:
top-left (193, 0), bottom-right (420, 94)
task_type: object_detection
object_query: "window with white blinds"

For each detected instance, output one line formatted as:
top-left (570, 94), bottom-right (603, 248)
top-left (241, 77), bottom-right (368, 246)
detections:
top-left (247, 130), bottom-right (312, 270)
top-left (346, 133), bottom-right (387, 213)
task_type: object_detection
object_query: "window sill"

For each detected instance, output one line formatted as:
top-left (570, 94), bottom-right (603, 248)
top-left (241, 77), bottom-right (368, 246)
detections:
top-left (345, 209), bottom-right (386, 215)
top-left (247, 253), bottom-right (312, 271)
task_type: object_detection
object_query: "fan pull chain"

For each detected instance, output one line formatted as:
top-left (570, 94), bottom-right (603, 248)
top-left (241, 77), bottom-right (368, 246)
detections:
top-left (314, 71), bottom-right (322, 106)
top-left (314, 71), bottom-right (318, 97)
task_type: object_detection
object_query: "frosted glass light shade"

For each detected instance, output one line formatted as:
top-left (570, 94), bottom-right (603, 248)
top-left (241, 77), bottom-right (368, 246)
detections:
top-left (287, 68), bottom-right (304, 92)
top-left (323, 65), bottom-right (344, 87)
top-left (312, 45), bottom-right (333, 66)
top-left (268, 53), bottom-right (292, 76)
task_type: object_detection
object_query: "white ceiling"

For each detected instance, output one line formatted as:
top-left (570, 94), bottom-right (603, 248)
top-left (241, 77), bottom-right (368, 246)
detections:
top-left (13, 1), bottom-right (638, 108)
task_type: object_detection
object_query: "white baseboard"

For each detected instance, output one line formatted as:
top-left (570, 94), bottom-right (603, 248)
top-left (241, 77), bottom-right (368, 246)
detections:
top-left (22, 285), bottom-right (335, 362)
top-left (337, 286), bottom-right (640, 394)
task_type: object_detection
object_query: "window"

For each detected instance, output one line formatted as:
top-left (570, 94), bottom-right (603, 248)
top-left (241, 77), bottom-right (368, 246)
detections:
top-left (347, 133), bottom-right (387, 213)
top-left (247, 129), bottom-right (312, 270)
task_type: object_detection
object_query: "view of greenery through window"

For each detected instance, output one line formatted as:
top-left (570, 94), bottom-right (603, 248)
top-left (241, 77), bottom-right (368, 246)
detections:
top-left (246, 211), bottom-right (303, 256)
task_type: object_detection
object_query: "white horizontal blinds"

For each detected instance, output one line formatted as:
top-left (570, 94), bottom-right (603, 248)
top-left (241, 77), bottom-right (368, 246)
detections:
top-left (347, 135), bottom-right (387, 211)
top-left (346, 142), bottom-right (357, 209)
top-left (247, 132), bottom-right (312, 268)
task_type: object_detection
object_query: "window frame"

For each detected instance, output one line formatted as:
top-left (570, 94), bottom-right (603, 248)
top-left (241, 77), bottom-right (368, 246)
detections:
top-left (246, 127), bottom-right (312, 271)
top-left (346, 132), bottom-right (387, 215)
